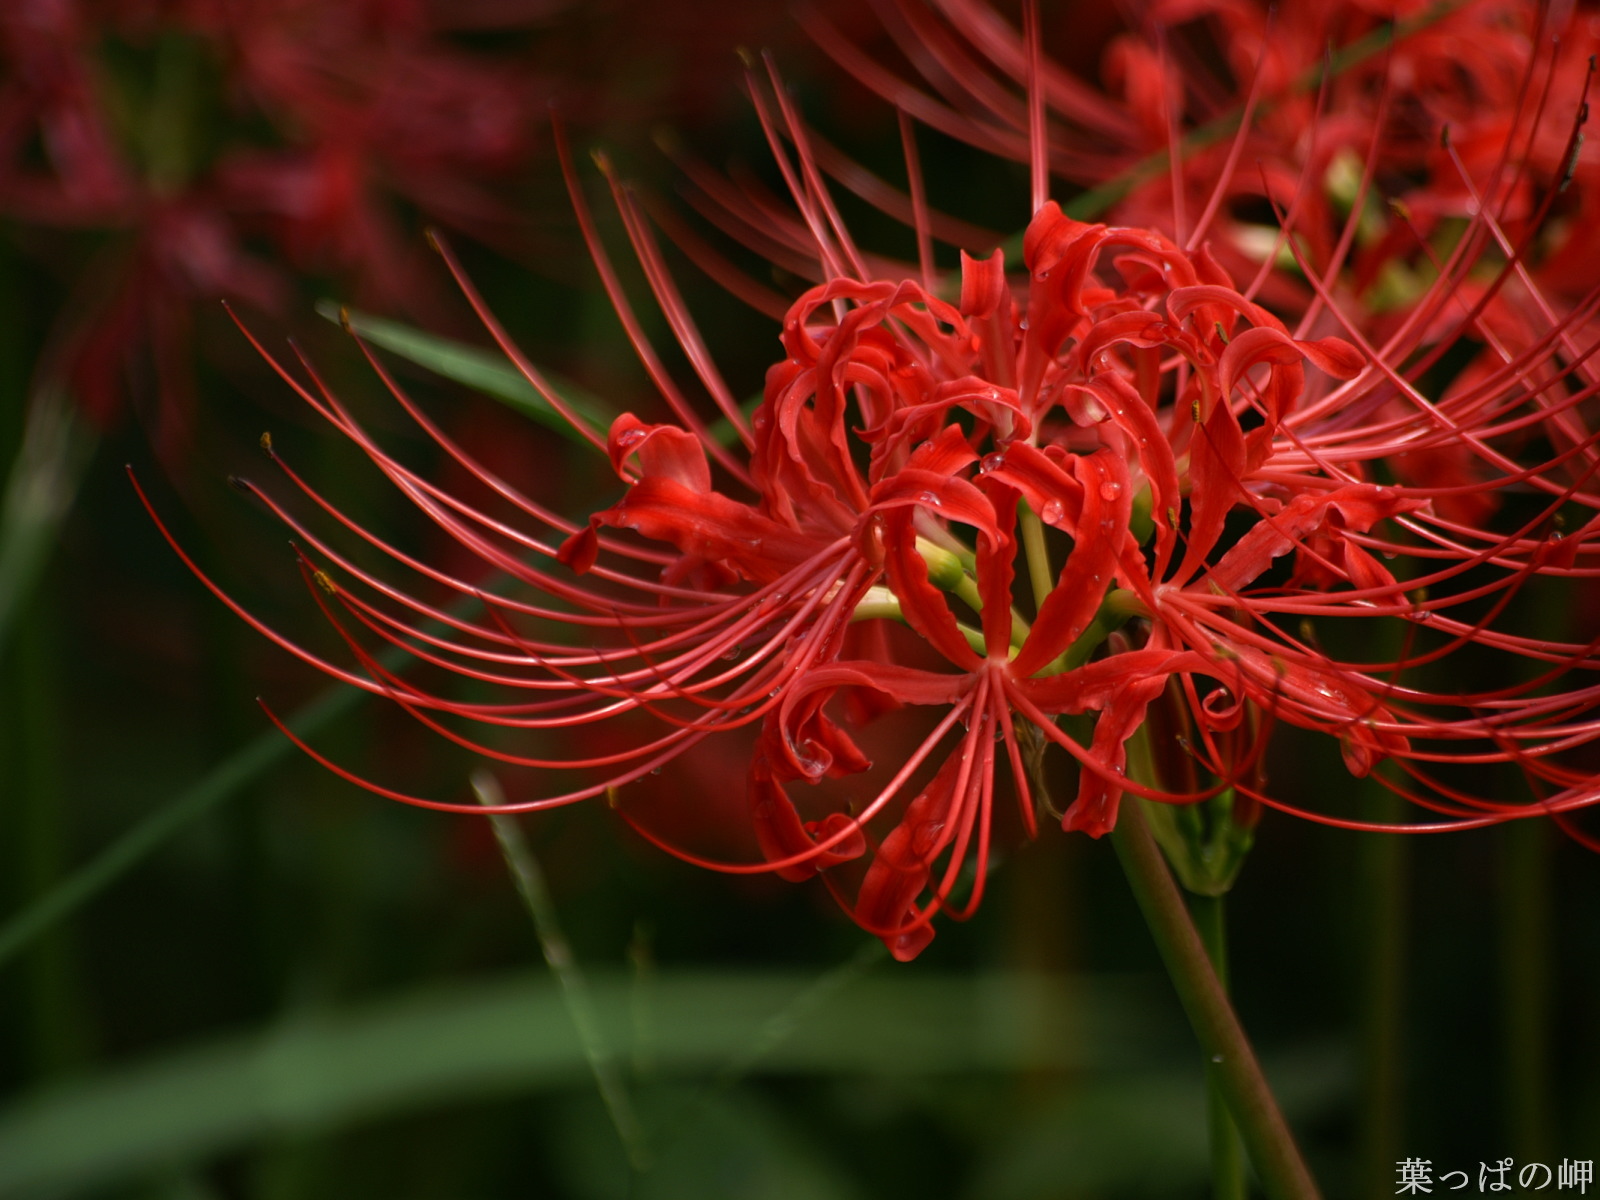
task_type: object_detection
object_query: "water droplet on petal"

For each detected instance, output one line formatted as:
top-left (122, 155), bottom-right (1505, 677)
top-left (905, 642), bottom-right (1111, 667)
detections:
top-left (795, 739), bottom-right (827, 774)
top-left (1099, 480), bottom-right (1123, 501)
top-left (917, 490), bottom-right (943, 508)
top-left (617, 428), bottom-right (646, 448)
top-left (981, 453), bottom-right (1006, 472)
top-left (721, 644), bottom-right (742, 661)
top-left (1041, 499), bottom-right (1065, 523)
top-left (912, 820), bottom-right (946, 857)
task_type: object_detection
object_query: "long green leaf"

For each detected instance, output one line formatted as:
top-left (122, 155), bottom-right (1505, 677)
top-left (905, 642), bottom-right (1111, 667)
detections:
top-left (322, 302), bottom-right (768, 449)
top-left (317, 301), bottom-right (613, 441)
top-left (0, 970), bottom-right (1148, 1196)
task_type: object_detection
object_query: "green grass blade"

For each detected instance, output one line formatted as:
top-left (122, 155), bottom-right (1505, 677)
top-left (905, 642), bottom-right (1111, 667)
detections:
top-left (0, 387), bottom-right (95, 663)
top-left (0, 969), bottom-right (1147, 1196)
top-left (317, 302), bottom-right (613, 442)
top-left (474, 772), bottom-right (650, 1170)
top-left (0, 682), bottom-right (361, 973)
top-left (0, 542), bottom-right (499, 976)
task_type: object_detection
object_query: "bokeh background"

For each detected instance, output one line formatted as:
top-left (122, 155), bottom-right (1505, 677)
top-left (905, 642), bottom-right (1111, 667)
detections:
top-left (0, 2), bottom-right (1596, 1197)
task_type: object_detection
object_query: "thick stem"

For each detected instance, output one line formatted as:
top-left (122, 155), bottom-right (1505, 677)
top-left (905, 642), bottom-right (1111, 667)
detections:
top-left (6, 585), bottom-right (92, 1076)
top-left (1192, 893), bottom-right (1247, 1200)
top-left (1356, 819), bottom-right (1407, 1197)
top-left (1018, 505), bottom-right (1054, 612)
top-left (1109, 803), bottom-right (1319, 1200)
top-left (1500, 819), bottom-right (1552, 1165)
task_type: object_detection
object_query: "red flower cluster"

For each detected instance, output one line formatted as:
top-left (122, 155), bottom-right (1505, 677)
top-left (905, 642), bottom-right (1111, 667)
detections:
top-left (1, 0), bottom-right (540, 446)
top-left (150, 0), bottom-right (1600, 959)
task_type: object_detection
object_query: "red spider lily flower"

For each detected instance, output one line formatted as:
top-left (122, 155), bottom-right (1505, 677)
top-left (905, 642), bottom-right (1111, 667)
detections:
top-left (145, 0), bottom-right (1600, 960)
top-left (813, 0), bottom-right (1597, 332)
top-left (0, 0), bottom-right (545, 449)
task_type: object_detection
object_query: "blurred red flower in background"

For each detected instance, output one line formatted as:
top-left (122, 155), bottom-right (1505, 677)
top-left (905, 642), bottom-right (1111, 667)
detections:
top-left (2, 0), bottom-right (827, 465)
top-left (0, 0), bottom-right (552, 455)
top-left (145, 0), bottom-right (1600, 959)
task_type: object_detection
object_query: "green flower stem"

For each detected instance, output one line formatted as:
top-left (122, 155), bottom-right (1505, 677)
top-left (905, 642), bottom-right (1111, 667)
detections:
top-left (849, 586), bottom-right (990, 658)
top-left (1192, 892), bottom-right (1247, 1200)
top-left (918, 538), bottom-right (1029, 647)
top-left (1356, 813), bottom-right (1408, 1197)
top-left (1018, 504), bottom-right (1054, 612)
top-left (854, 546), bottom-right (1141, 673)
top-left (1036, 589), bottom-right (1143, 677)
top-left (1500, 819), bottom-right (1552, 1165)
top-left (1109, 802), bottom-right (1319, 1200)
top-left (848, 586), bottom-right (903, 624)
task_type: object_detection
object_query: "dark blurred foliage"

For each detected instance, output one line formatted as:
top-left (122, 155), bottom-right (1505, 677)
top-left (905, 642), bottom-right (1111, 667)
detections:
top-left (0, 3), bottom-right (1596, 1199)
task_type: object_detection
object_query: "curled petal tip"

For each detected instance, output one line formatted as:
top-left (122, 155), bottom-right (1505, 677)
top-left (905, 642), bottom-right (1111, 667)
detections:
top-left (959, 248), bottom-right (1008, 318)
top-left (1061, 802), bottom-right (1119, 840)
top-left (556, 522), bottom-right (600, 575)
top-left (887, 925), bottom-right (936, 962)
